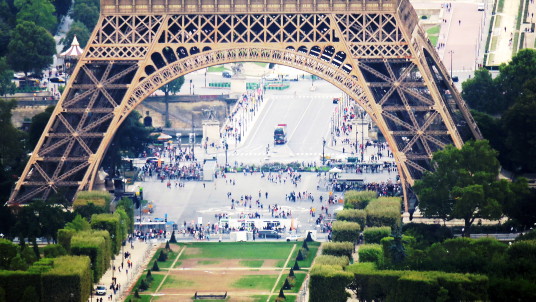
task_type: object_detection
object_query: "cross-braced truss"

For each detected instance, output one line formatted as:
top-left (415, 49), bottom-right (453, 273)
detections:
top-left (9, 0), bottom-right (481, 212)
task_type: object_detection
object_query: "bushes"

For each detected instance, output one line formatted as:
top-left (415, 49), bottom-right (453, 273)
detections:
top-left (90, 213), bottom-right (121, 254)
top-left (336, 209), bottom-right (366, 227)
top-left (41, 256), bottom-right (92, 302)
top-left (344, 191), bottom-right (377, 209)
top-left (347, 263), bottom-right (489, 302)
top-left (322, 242), bottom-right (354, 260)
top-left (363, 227), bottom-right (391, 244)
top-left (309, 264), bottom-right (353, 302)
top-left (315, 255), bottom-right (349, 267)
top-left (0, 271), bottom-right (41, 302)
top-left (358, 244), bottom-right (383, 265)
top-left (331, 221), bottom-right (361, 243)
top-left (57, 228), bottom-right (76, 252)
top-left (402, 223), bottom-right (453, 248)
top-left (43, 244), bottom-right (67, 258)
top-left (70, 231), bottom-right (111, 282)
top-left (74, 191), bottom-right (111, 210)
top-left (365, 197), bottom-right (401, 227)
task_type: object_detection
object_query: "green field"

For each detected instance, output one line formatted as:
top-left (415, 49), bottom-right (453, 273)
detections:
top-left (129, 241), bottom-right (318, 301)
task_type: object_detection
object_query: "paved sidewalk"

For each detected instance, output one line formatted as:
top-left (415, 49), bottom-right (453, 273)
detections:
top-left (89, 239), bottom-right (161, 302)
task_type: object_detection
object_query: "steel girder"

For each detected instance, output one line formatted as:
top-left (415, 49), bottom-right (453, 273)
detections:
top-left (8, 0), bottom-right (481, 212)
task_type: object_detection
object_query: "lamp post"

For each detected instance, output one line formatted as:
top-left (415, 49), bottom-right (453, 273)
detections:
top-left (361, 111), bottom-right (365, 163)
top-left (224, 138), bottom-right (228, 172)
top-left (189, 79), bottom-right (192, 94)
top-left (448, 50), bottom-right (454, 80)
top-left (322, 137), bottom-right (326, 166)
top-left (204, 71), bottom-right (207, 87)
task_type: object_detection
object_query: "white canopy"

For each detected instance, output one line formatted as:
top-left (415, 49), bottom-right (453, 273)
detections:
top-left (329, 167), bottom-right (343, 173)
top-left (157, 133), bottom-right (173, 141)
top-left (60, 35), bottom-right (84, 58)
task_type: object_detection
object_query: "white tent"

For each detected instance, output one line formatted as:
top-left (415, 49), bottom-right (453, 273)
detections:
top-left (157, 133), bottom-right (173, 141)
top-left (329, 167), bottom-right (343, 173)
top-left (60, 35), bottom-right (84, 58)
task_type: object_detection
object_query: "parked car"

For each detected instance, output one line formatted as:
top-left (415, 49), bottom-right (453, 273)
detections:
top-left (222, 71), bottom-right (233, 78)
top-left (257, 230), bottom-right (281, 239)
top-left (95, 285), bottom-right (107, 296)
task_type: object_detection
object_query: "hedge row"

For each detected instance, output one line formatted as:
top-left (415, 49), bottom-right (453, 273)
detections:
top-left (91, 213), bottom-right (121, 254)
top-left (73, 191), bottom-right (111, 209)
top-left (358, 244), bottom-right (383, 265)
top-left (363, 227), bottom-right (391, 244)
top-left (365, 197), bottom-right (401, 228)
top-left (315, 255), bottom-right (350, 267)
top-left (344, 191), bottom-right (377, 209)
top-left (335, 209), bottom-right (366, 227)
top-left (309, 264), bottom-right (353, 302)
top-left (322, 242), bottom-right (354, 260)
top-left (70, 230), bottom-right (111, 282)
top-left (0, 256), bottom-right (91, 302)
top-left (347, 263), bottom-right (489, 302)
top-left (332, 221), bottom-right (361, 243)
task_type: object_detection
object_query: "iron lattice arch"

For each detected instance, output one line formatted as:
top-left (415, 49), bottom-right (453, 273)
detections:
top-left (9, 0), bottom-right (481, 212)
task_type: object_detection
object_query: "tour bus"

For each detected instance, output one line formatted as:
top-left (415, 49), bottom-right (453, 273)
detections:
top-left (219, 218), bottom-right (297, 232)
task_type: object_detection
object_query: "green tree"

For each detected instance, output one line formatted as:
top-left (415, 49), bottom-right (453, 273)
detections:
top-left (72, 1), bottom-right (99, 30)
top-left (28, 105), bottom-right (54, 149)
top-left (61, 21), bottom-right (90, 51)
top-left (102, 110), bottom-right (153, 175)
top-left (413, 140), bottom-right (505, 236)
top-left (15, 0), bottom-right (57, 33)
top-left (501, 80), bottom-right (536, 173)
top-left (0, 57), bottom-right (16, 97)
top-left (159, 76), bottom-right (185, 127)
top-left (500, 178), bottom-right (536, 228)
top-left (0, 100), bottom-right (27, 202)
top-left (495, 49), bottom-right (536, 112)
top-left (461, 68), bottom-right (499, 114)
top-left (9, 253), bottom-right (27, 270)
top-left (7, 21), bottom-right (55, 76)
top-left (0, 238), bottom-right (18, 269)
top-left (64, 214), bottom-right (91, 231)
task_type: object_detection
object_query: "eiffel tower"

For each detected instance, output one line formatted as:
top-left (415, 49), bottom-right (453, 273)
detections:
top-left (9, 0), bottom-right (482, 212)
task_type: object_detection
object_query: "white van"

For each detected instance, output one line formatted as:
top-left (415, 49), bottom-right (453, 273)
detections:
top-left (477, 3), bottom-right (485, 11)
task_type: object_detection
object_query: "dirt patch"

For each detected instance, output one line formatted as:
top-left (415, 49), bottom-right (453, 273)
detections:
top-left (261, 259), bottom-right (279, 268)
top-left (153, 293), bottom-right (265, 302)
top-left (177, 258), bottom-right (241, 269)
top-left (182, 247), bottom-right (201, 256)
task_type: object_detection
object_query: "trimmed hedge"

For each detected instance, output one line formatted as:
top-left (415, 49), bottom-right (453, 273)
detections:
top-left (57, 228), bottom-right (76, 252)
top-left (336, 209), bottom-right (366, 227)
top-left (322, 242), bottom-right (354, 260)
top-left (0, 270), bottom-right (41, 302)
top-left (70, 230), bottom-right (111, 282)
top-left (90, 213), bottom-right (121, 254)
top-left (344, 191), bottom-right (377, 209)
top-left (358, 244), bottom-right (383, 265)
top-left (332, 221), bottom-right (361, 243)
top-left (402, 223), bottom-right (453, 248)
top-left (365, 197), bottom-right (401, 227)
top-left (27, 258), bottom-right (55, 274)
top-left (363, 227), bottom-right (391, 244)
top-left (309, 264), bottom-right (353, 302)
top-left (43, 244), bottom-right (67, 258)
top-left (314, 255), bottom-right (350, 267)
top-left (42, 256), bottom-right (92, 302)
top-left (347, 262), bottom-right (489, 302)
top-left (74, 191), bottom-right (111, 210)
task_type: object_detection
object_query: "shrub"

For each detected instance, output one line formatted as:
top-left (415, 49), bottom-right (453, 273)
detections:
top-left (0, 271), bottom-right (41, 302)
top-left (302, 241), bottom-right (309, 250)
top-left (74, 191), bottom-right (111, 209)
top-left (380, 235), bottom-right (416, 268)
top-left (315, 255), bottom-right (350, 267)
top-left (152, 261), bottom-right (160, 271)
top-left (146, 269), bottom-right (153, 281)
top-left (309, 264), bottom-right (353, 302)
top-left (289, 268), bottom-right (295, 277)
top-left (91, 213), bottom-right (122, 254)
top-left (0, 239), bottom-right (18, 270)
top-left (139, 278), bottom-right (149, 291)
top-left (43, 244), bottom-right (67, 258)
top-left (365, 197), bottom-right (401, 227)
top-left (283, 278), bottom-right (291, 290)
top-left (358, 244), bottom-right (383, 265)
top-left (71, 231), bottom-right (111, 281)
top-left (363, 227), bottom-right (391, 244)
top-left (165, 241), bottom-right (170, 250)
top-left (20, 286), bottom-right (38, 302)
top-left (42, 255), bottom-right (92, 302)
top-left (57, 228), bottom-right (76, 252)
top-left (292, 260), bottom-right (300, 271)
top-left (278, 288), bottom-right (286, 299)
top-left (344, 191), bottom-right (377, 209)
top-left (305, 231), bottom-right (314, 242)
top-left (402, 223), bottom-right (453, 248)
top-left (336, 209), bottom-right (366, 227)
top-left (169, 231), bottom-right (177, 243)
top-left (296, 250), bottom-right (304, 261)
top-left (516, 229), bottom-right (536, 242)
top-left (332, 221), bottom-right (361, 243)
top-left (157, 250), bottom-right (168, 262)
top-left (322, 242), bottom-right (354, 260)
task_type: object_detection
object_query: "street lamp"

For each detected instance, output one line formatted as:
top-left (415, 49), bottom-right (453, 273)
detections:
top-left (204, 71), bottom-right (207, 87)
top-left (448, 50), bottom-right (454, 80)
top-left (322, 137), bottom-right (326, 166)
top-left (361, 111), bottom-right (365, 163)
top-left (224, 138), bottom-right (229, 172)
top-left (189, 79), bottom-right (192, 94)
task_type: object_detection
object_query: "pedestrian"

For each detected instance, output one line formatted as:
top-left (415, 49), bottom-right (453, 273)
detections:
top-left (458, 19), bottom-right (461, 25)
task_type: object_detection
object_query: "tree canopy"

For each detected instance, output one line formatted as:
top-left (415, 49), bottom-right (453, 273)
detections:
top-left (0, 57), bottom-right (16, 97)
top-left (61, 21), bottom-right (90, 51)
top-left (413, 140), bottom-right (519, 236)
top-left (15, 0), bottom-right (57, 33)
top-left (7, 21), bottom-right (56, 76)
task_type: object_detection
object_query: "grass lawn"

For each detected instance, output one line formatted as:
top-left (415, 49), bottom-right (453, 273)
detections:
top-left (253, 62), bottom-right (268, 67)
top-left (428, 35), bottom-right (438, 47)
top-left (232, 275), bottom-right (279, 290)
top-left (239, 260), bottom-right (265, 268)
top-left (162, 275), bottom-right (197, 289)
top-left (276, 273), bottom-right (307, 293)
top-left (132, 271), bottom-right (165, 292)
top-left (287, 242), bottom-right (320, 268)
top-left (197, 260), bottom-right (220, 265)
top-left (426, 25), bottom-right (440, 35)
top-left (180, 242), bottom-right (295, 260)
top-left (150, 248), bottom-right (180, 269)
top-left (207, 65), bottom-right (228, 72)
